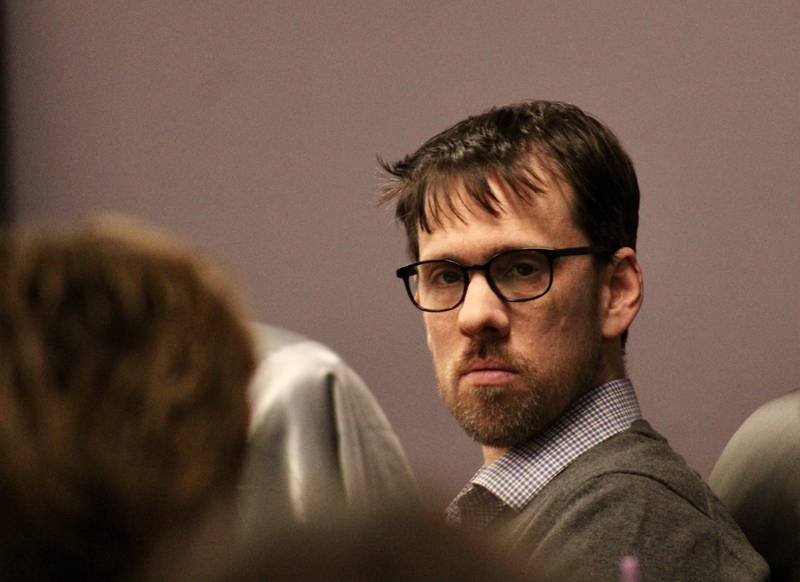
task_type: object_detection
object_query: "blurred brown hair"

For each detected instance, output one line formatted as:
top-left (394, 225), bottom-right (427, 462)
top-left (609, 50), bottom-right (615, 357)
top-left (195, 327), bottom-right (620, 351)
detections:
top-left (0, 218), bottom-right (256, 581)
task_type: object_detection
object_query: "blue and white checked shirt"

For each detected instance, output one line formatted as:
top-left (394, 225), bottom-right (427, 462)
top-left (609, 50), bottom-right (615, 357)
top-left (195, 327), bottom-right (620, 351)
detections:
top-left (446, 379), bottom-right (641, 530)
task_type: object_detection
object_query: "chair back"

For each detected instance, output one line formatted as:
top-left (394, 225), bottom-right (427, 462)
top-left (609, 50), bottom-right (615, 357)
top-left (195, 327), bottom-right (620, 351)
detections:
top-left (709, 389), bottom-right (800, 581)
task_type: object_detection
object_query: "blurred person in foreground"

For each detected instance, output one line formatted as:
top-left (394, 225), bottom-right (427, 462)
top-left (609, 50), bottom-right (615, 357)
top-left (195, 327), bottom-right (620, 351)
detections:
top-left (0, 218), bottom-right (256, 581)
top-left (380, 100), bottom-right (768, 580)
top-left (145, 506), bottom-right (531, 582)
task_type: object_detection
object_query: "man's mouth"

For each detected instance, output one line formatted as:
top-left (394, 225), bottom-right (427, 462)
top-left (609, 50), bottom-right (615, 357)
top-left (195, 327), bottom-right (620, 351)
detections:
top-left (459, 360), bottom-right (518, 385)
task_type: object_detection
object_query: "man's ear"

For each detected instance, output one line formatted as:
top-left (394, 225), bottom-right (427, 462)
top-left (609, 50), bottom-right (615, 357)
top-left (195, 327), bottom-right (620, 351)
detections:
top-left (600, 247), bottom-right (643, 340)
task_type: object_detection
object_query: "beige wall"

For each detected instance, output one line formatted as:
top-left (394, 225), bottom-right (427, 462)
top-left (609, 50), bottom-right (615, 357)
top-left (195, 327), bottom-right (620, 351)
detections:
top-left (6, 1), bottom-right (799, 504)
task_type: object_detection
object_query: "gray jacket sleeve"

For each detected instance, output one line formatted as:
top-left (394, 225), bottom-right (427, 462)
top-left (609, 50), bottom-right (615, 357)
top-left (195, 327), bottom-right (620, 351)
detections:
top-left (239, 324), bottom-right (417, 524)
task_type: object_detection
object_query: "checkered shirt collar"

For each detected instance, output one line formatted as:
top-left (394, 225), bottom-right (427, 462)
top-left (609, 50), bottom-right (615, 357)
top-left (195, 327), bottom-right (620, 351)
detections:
top-left (456, 378), bottom-right (641, 515)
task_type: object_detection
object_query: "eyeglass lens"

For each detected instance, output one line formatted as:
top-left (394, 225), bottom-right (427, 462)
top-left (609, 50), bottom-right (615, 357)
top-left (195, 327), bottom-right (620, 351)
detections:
top-left (408, 249), bottom-right (551, 310)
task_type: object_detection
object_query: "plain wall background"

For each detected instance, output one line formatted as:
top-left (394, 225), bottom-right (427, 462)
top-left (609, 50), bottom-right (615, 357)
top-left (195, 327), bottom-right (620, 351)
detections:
top-left (5, 1), bottom-right (799, 504)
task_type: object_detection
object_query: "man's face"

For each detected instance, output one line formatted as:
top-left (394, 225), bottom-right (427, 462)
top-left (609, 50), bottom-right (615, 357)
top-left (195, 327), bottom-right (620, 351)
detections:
top-left (418, 168), bottom-right (606, 448)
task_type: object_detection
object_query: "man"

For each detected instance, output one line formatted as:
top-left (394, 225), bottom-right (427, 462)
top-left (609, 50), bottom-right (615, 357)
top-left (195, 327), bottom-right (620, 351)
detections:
top-left (381, 101), bottom-right (768, 580)
top-left (0, 218), bottom-right (256, 581)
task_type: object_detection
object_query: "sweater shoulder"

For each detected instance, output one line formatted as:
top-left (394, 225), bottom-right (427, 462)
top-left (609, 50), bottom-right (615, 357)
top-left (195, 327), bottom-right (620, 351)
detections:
top-left (497, 421), bottom-right (768, 580)
top-left (551, 420), bottom-right (712, 514)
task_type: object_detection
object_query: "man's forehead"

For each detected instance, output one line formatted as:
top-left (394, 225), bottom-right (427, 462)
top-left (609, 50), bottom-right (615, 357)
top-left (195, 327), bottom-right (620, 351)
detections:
top-left (420, 167), bottom-right (575, 233)
top-left (416, 173), bottom-right (583, 261)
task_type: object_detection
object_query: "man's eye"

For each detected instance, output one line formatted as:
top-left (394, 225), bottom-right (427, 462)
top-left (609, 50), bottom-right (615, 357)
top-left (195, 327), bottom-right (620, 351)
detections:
top-left (512, 262), bottom-right (536, 277)
top-left (502, 261), bottom-right (540, 279)
top-left (435, 269), bottom-right (462, 285)
top-left (422, 265), bottom-right (461, 287)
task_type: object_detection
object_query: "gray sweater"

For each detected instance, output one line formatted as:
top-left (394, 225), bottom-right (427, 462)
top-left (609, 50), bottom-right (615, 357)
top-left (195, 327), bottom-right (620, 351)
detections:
top-left (490, 421), bottom-right (769, 581)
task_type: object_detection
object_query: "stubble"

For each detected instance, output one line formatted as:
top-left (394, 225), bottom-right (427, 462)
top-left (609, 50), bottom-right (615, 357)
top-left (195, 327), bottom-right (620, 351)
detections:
top-left (436, 333), bottom-right (601, 448)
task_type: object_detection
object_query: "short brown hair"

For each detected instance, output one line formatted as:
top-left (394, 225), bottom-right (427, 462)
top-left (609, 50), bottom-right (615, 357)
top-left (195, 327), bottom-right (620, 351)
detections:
top-left (0, 218), bottom-right (256, 581)
top-left (380, 100), bottom-right (640, 260)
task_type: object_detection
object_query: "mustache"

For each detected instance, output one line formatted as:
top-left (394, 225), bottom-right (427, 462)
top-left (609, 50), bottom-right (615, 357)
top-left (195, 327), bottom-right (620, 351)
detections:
top-left (455, 337), bottom-right (517, 373)
top-left (461, 337), bottom-right (506, 362)
top-left (468, 338), bottom-right (506, 361)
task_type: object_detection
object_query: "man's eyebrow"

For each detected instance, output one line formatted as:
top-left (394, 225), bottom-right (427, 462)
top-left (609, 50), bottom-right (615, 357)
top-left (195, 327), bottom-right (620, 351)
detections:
top-left (423, 243), bottom-right (550, 263)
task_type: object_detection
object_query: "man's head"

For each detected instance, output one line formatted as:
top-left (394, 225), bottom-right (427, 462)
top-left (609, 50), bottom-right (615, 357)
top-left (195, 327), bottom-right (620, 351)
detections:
top-left (381, 100), bottom-right (639, 261)
top-left (0, 218), bottom-right (256, 581)
top-left (381, 101), bottom-right (643, 451)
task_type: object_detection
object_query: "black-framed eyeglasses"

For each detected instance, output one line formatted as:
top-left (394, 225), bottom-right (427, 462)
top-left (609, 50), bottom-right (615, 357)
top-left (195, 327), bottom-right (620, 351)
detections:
top-left (395, 247), bottom-right (613, 312)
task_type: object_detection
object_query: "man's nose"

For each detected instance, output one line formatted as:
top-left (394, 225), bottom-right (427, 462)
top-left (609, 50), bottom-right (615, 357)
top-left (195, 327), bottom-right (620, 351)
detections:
top-left (457, 272), bottom-right (510, 338)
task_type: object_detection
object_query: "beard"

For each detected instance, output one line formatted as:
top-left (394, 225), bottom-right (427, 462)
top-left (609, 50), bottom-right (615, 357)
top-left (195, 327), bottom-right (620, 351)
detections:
top-left (435, 333), bottom-right (602, 448)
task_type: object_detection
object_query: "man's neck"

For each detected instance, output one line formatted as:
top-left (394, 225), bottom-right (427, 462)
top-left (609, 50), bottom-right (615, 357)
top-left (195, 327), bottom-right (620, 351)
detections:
top-left (481, 445), bottom-right (508, 466)
top-left (477, 370), bottom-right (631, 468)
